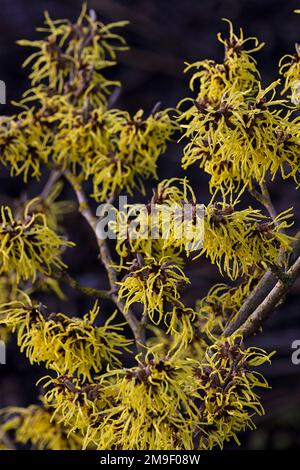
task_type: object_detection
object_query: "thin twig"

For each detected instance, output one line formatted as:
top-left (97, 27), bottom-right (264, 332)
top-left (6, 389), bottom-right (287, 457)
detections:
top-left (108, 86), bottom-right (122, 109)
top-left (136, 311), bottom-right (149, 348)
top-left (40, 170), bottom-right (62, 199)
top-left (63, 171), bottom-right (145, 351)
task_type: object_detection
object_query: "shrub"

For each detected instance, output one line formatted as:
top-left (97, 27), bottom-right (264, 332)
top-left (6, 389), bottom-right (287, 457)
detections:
top-left (0, 4), bottom-right (299, 450)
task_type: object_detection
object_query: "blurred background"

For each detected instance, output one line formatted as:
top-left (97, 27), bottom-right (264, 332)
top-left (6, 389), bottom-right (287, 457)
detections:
top-left (0, 0), bottom-right (300, 450)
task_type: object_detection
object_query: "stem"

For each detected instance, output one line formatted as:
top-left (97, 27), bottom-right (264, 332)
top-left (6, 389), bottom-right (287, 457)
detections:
top-left (225, 230), bottom-right (300, 336)
top-left (236, 255), bottom-right (300, 338)
top-left (259, 182), bottom-right (278, 222)
top-left (40, 170), bottom-right (62, 199)
top-left (224, 270), bottom-right (276, 336)
top-left (54, 270), bottom-right (112, 300)
top-left (137, 311), bottom-right (148, 348)
top-left (0, 429), bottom-right (16, 450)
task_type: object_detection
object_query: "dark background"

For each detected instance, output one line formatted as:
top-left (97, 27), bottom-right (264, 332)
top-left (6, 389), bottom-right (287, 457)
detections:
top-left (0, 0), bottom-right (300, 450)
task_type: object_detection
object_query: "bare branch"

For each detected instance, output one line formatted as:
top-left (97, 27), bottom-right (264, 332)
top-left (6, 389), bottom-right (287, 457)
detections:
top-left (249, 182), bottom-right (278, 225)
top-left (236, 255), bottom-right (300, 338)
top-left (224, 230), bottom-right (300, 337)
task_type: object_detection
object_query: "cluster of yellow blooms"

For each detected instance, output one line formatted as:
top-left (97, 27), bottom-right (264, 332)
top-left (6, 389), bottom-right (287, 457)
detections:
top-left (1, 404), bottom-right (82, 450)
top-left (0, 340), bottom-right (272, 450)
top-left (0, 5), bottom-right (299, 451)
top-left (202, 202), bottom-right (293, 279)
top-left (279, 11), bottom-right (300, 100)
top-left (0, 295), bottom-right (132, 381)
top-left (195, 279), bottom-right (258, 339)
top-left (184, 20), bottom-right (264, 104)
top-left (112, 178), bottom-right (203, 259)
top-left (0, 199), bottom-right (73, 282)
top-left (0, 4), bottom-right (176, 201)
top-left (118, 255), bottom-right (190, 324)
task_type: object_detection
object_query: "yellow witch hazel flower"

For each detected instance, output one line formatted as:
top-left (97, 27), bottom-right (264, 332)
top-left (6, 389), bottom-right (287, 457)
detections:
top-left (193, 336), bottom-right (273, 449)
top-left (0, 6), bottom-right (177, 200)
top-left (38, 344), bottom-right (272, 451)
top-left (165, 305), bottom-right (199, 349)
top-left (0, 89), bottom-right (70, 181)
top-left (50, 102), bottom-right (176, 200)
top-left (0, 5), bottom-right (126, 181)
top-left (90, 108), bottom-right (177, 202)
top-left (0, 295), bottom-right (132, 380)
top-left (0, 199), bottom-right (73, 282)
top-left (112, 178), bottom-right (203, 259)
top-left (117, 255), bottom-right (190, 323)
top-left (1, 404), bottom-right (82, 450)
top-left (0, 5), bottom-right (298, 452)
top-left (4, 343), bottom-right (273, 450)
top-left (184, 20), bottom-right (264, 105)
top-left (85, 350), bottom-right (198, 450)
top-left (201, 199), bottom-right (293, 279)
top-left (0, 110), bottom-right (49, 181)
top-left (156, 273), bottom-right (262, 356)
top-left (41, 374), bottom-right (111, 442)
top-left (50, 103), bottom-right (106, 174)
top-left (17, 4), bottom-right (127, 105)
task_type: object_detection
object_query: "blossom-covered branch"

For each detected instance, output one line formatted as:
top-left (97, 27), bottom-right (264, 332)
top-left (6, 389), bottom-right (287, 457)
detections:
top-left (0, 4), bottom-right (300, 451)
top-left (236, 254), bottom-right (300, 337)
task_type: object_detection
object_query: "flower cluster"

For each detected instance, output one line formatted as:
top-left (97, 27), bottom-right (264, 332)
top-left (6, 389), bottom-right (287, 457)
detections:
top-left (184, 20), bottom-right (263, 104)
top-left (0, 7), bottom-right (297, 452)
top-left (0, 200), bottom-right (73, 282)
top-left (28, 342), bottom-right (272, 450)
top-left (89, 108), bottom-right (177, 202)
top-left (117, 255), bottom-right (189, 323)
top-left (40, 375), bottom-right (106, 443)
top-left (193, 337), bottom-right (273, 449)
top-left (0, 6), bottom-right (176, 202)
top-left (0, 296), bottom-right (131, 380)
top-left (202, 201), bottom-right (293, 279)
top-left (0, 110), bottom-right (48, 181)
top-left (195, 276), bottom-right (259, 340)
top-left (17, 4), bottom-right (127, 105)
top-left (112, 178), bottom-right (203, 259)
top-left (1, 404), bottom-right (82, 450)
